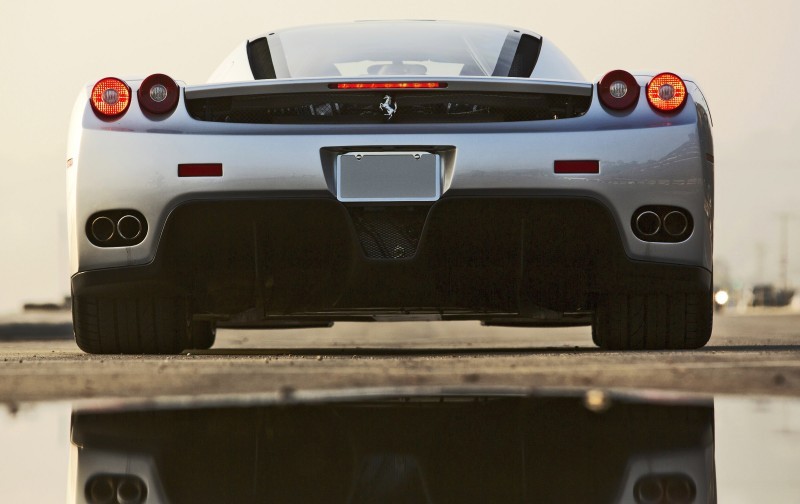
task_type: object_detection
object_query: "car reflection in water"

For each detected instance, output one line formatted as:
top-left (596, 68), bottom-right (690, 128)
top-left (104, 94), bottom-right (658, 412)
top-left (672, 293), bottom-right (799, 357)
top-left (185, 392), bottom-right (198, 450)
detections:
top-left (70, 392), bottom-right (715, 504)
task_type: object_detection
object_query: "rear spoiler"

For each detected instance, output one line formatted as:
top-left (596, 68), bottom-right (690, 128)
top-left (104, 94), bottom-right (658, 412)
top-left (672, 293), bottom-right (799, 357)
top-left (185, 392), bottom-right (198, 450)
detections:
top-left (185, 77), bottom-right (593, 100)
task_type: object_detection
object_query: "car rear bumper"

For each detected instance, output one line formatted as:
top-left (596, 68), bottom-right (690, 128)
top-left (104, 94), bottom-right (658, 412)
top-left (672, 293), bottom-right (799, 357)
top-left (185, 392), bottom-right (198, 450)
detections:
top-left (69, 122), bottom-right (712, 271)
top-left (71, 196), bottom-right (711, 322)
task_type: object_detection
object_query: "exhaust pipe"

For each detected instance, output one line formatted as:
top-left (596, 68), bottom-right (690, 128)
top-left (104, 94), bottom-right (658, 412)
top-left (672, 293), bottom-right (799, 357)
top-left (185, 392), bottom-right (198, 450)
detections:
top-left (117, 215), bottom-right (143, 241)
top-left (90, 216), bottom-right (116, 243)
top-left (88, 476), bottom-right (116, 504)
top-left (636, 477), bottom-right (665, 504)
top-left (665, 476), bottom-right (694, 503)
top-left (663, 210), bottom-right (689, 237)
top-left (116, 477), bottom-right (145, 504)
top-left (635, 211), bottom-right (661, 236)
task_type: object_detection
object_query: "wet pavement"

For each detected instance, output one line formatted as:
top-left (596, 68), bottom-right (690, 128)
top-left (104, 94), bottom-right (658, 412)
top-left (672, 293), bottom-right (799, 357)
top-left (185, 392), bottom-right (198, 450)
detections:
top-left (0, 311), bottom-right (799, 402)
top-left (2, 389), bottom-right (800, 502)
top-left (1, 310), bottom-right (800, 502)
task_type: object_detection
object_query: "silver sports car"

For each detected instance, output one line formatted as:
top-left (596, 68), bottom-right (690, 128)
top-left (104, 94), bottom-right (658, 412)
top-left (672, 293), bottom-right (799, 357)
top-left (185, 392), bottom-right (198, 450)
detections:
top-left (67, 21), bottom-right (714, 354)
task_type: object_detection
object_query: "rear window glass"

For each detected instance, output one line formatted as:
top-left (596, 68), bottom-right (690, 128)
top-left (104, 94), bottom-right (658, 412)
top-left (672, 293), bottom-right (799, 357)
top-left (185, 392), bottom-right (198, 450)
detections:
top-left (273, 22), bottom-right (512, 78)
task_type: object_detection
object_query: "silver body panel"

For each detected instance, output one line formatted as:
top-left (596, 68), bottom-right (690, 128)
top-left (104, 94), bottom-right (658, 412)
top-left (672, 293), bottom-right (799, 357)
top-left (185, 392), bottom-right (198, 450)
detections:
top-left (67, 82), bottom-right (712, 276)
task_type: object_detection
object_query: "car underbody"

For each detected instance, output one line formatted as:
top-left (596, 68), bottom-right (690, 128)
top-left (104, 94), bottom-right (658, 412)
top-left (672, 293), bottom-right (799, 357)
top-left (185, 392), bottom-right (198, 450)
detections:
top-left (72, 195), bottom-right (712, 353)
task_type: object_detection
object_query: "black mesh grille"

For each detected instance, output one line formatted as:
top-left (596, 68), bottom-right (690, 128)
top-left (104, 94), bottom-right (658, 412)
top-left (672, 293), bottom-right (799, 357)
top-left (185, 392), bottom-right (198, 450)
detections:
top-left (348, 206), bottom-right (429, 259)
top-left (185, 91), bottom-right (591, 124)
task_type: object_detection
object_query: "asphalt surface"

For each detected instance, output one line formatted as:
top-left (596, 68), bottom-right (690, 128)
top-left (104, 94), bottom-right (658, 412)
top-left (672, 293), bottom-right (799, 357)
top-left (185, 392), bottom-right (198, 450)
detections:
top-left (1, 309), bottom-right (799, 403)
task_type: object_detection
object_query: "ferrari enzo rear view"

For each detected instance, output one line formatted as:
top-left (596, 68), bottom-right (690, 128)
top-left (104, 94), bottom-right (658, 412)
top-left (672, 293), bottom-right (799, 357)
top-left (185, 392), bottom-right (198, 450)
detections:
top-left (67, 21), bottom-right (714, 353)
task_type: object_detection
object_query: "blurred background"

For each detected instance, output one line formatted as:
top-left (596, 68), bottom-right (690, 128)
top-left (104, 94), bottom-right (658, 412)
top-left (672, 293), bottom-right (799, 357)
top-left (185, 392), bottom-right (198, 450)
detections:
top-left (1, 0), bottom-right (798, 314)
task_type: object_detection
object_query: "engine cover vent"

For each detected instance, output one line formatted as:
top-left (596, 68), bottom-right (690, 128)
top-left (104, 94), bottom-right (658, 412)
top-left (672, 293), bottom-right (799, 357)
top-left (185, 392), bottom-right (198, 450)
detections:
top-left (185, 91), bottom-right (591, 124)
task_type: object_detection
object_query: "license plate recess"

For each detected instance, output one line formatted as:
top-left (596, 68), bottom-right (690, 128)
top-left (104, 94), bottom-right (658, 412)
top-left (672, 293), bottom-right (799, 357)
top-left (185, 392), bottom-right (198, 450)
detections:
top-left (336, 152), bottom-right (441, 202)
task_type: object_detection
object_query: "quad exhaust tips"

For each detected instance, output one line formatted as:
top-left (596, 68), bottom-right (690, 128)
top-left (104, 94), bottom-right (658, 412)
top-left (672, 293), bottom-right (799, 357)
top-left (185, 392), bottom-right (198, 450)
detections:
top-left (86, 210), bottom-right (147, 247)
top-left (634, 474), bottom-right (696, 504)
top-left (86, 474), bottom-right (147, 504)
top-left (89, 215), bottom-right (142, 242)
top-left (631, 206), bottom-right (692, 242)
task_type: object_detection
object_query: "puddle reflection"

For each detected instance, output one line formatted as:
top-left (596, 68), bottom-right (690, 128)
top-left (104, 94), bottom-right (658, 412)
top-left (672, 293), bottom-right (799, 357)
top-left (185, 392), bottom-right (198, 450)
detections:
top-left (70, 394), bottom-right (715, 503)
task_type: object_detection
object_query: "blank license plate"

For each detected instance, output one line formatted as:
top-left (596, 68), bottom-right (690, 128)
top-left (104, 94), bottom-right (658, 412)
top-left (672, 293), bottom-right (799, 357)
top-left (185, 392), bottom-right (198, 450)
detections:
top-left (336, 152), bottom-right (441, 202)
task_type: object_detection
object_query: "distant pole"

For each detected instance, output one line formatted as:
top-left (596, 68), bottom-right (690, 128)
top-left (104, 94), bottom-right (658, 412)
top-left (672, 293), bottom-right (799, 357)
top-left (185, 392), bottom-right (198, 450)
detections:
top-left (778, 214), bottom-right (790, 291)
top-left (756, 242), bottom-right (766, 283)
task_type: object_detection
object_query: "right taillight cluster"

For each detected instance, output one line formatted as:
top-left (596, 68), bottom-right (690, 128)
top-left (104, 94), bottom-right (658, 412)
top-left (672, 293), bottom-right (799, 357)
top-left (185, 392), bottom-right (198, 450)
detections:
top-left (598, 70), bottom-right (687, 113)
top-left (646, 72), bottom-right (687, 112)
top-left (89, 74), bottom-right (179, 121)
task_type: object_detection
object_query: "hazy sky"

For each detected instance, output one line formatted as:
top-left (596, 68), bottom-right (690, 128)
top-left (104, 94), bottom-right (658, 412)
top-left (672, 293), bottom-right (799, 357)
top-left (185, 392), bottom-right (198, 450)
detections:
top-left (1, 0), bottom-right (798, 314)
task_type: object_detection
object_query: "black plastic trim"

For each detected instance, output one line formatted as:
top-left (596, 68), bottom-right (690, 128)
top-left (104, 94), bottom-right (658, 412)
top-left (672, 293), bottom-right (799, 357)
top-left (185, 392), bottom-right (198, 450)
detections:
top-left (73, 196), bottom-right (711, 322)
top-left (508, 34), bottom-right (542, 78)
top-left (246, 37), bottom-right (277, 80)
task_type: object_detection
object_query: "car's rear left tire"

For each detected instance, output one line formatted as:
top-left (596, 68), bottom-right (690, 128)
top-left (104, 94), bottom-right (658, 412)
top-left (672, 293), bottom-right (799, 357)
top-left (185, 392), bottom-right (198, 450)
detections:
top-left (189, 321), bottom-right (216, 350)
top-left (72, 296), bottom-right (189, 354)
top-left (592, 290), bottom-right (712, 350)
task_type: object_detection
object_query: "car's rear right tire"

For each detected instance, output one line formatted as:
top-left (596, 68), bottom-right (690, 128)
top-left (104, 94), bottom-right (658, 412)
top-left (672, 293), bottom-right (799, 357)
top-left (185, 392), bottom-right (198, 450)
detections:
top-left (189, 321), bottom-right (216, 350)
top-left (592, 290), bottom-right (712, 350)
top-left (72, 296), bottom-right (189, 354)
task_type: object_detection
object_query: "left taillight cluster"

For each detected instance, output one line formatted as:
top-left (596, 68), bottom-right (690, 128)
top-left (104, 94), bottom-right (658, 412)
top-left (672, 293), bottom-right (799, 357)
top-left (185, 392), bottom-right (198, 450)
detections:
top-left (90, 78), bottom-right (131, 119)
top-left (90, 74), bottom-right (179, 120)
top-left (598, 70), bottom-right (687, 113)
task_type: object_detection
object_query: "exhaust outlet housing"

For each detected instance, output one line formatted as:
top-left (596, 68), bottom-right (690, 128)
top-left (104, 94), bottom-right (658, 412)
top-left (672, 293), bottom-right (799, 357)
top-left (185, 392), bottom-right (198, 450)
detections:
top-left (86, 209), bottom-right (148, 247)
top-left (631, 206), bottom-right (693, 243)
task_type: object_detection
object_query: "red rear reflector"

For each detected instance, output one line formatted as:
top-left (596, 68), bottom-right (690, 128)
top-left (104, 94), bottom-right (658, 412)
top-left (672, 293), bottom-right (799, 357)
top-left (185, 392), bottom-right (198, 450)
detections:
top-left (90, 77), bottom-right (131, 119)
top-left (178, 163), bottom-right (223, 177)
top-left (331, 82), bottom-right (445, 90)
top-left (554, 160), bottom-right (600, 174)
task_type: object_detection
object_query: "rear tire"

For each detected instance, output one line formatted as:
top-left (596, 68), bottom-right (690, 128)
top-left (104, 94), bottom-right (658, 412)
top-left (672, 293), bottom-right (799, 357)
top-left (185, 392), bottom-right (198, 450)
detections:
top-left (73, 296), bottom-right (189, 354)
top-left (189, 321), bottom-right (216, 350)
top-left (592, 290), bottom-right (712, 350)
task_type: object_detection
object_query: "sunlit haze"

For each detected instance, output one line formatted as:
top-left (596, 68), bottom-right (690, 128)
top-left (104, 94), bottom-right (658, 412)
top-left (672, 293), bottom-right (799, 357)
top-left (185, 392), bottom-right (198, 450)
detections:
top-left (1, 0), bottom-right (798, 314)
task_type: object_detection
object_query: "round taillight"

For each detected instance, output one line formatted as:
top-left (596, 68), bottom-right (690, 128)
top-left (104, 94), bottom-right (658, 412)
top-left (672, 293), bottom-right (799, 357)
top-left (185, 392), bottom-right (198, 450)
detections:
top-left (598, 70), bottom-right (640, 111)
top-left (90, 78), bottom-right (131, 119)
top-left (647, 72), bottom-right (687, 112)
top-left (138, 73), bottom-right (179, 115)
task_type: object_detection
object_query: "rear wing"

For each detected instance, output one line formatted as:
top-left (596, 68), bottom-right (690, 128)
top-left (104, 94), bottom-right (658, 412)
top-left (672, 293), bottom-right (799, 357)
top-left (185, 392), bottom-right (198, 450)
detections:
top-left (185, 77), bottom-right (593, 100)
